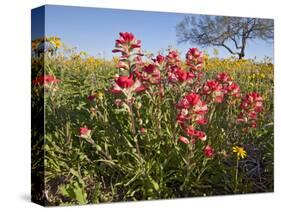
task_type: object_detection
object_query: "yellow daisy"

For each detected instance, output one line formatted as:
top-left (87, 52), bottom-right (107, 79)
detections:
top-left (233, 146), bottom-right (247, 159)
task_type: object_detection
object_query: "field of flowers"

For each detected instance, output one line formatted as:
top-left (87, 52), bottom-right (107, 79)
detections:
top-left (31, 33), bottom-right (274, 206)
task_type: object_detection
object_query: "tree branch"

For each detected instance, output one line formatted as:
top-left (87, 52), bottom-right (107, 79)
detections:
top-left (220, 43), bottom-right (240, 55)
top-left (230, 36), bottom-right (241, 49)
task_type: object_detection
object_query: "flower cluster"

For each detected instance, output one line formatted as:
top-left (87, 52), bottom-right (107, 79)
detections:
top-left (165, 49), bottom-right (197, 84)
top-left (112, 32), bottom-right (142, 58)
top-left (202, 80), bottom-right (224, 103)
top-left (32, 75), bottom-right (61, 85)
top-left (237, 92), bottom-right (263, 128)
top-left (185, 48), bottom-right (204, 71)
top-left (137, 64), bottom-right (161, 85)
top-left (176, 92), bottom-right (208, 142)
top-left (201, 72), bottom-right (240, 104)
top-left (110, 32), bottom-right (146, 98)
top-left (108, 32), bottom-right (264, 159)
top-left (110, 74), bottom-right (146, 96)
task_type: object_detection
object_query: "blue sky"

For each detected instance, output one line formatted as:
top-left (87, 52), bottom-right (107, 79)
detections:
top-left (32, 5), bottom-right (274, 61)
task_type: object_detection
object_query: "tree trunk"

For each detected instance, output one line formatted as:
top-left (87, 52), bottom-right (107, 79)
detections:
top-left (238, 52), bottom-right (245, 59)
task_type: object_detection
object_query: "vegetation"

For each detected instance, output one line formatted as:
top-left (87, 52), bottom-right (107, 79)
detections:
top-left (31, 33), bottom-right (274, 206)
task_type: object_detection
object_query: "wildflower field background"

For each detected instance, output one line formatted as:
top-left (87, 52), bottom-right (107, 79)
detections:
top-left (31, 33), bottom-right (274, 206)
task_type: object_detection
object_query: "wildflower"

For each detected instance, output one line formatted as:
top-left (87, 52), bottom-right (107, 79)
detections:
top-left (115, 75), bottom-right (134, 88)
top-left (112, 32), bottom-right (141, 57)
top-left (226, 82), bottom-right (240, 98)
top-left (237, 92), bottom-right (263, 128)
top-left (116, 32), bottom-right (141, 48)
top-left (50, 38), bottom-right (62, 49)
top-left (178, 136), bottom-right (189, 144)
top-left (196, 130), bottom-right (207, 141)
top-left (166, 50), bottom-right (181, 66)
top-left (111, 75), bottom-right (146, 94)
top-left (195, 115), bottom-right (208, 125)
top-left (144, 64), bottom-right (156, 74)
top-left (202, 80), bottom-right (224, 103)
top-left (176, 92), bottom-right (208, 138)
top-left (156, 54), bottom-right (165, 64)
top-left (141, 64), bottom-right (161, 84)
top-left (79, 127), bottom-right (91, 139)
top-left (203, 145), bottom-right (214, 157)
top-left (32, 75), bottom-right (61, 85)
top-left (186, 48), bottom-right (204, 71)
top-left (168, 66), bottom-right (195, 83)
top-left (185, 126), bottom-right (207, 141)
top-left (140, 127), bottom-right (147, 134)
top-left (216, 72), bottom-right (231, 83)
top-left (233, 146), bottom-right (247, 159)
top-left (177, 92), bottom-right (200, 108)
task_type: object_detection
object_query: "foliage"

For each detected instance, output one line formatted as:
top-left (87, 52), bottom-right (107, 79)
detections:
top-left (176, 16), bottom-right (274, 59)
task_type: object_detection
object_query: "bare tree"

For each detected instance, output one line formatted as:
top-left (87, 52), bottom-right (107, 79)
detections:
top-left (176, 16), bottom-right (274, 59)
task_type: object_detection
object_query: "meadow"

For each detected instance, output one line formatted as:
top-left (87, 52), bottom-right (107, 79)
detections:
top-left (31, 34), bottom-right (274, 205)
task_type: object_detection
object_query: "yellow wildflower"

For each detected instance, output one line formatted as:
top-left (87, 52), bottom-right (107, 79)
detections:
top-left (233, 146), bottom-right (247, 159)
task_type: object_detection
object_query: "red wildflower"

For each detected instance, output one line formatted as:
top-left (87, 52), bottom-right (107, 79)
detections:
top-left (196, 130), bottom-right (207, 141)
top-left (79, 127), bottom-right (91, 138)
top-left (32, 75), bottom-right (60, 85)
top-left (202, 80), bottom-right (224, 103)
top-left (144, 64), bottom-right (156, 74)
top-left (216, 72), bottom-right (231, 82)
top-left (168, 67), bottom-right (187, 82)
top-left (167, 69), bottom-right (195, 85)
top-left (178, 136), bottom-right (190, 144)
top-left (186, 48), bottom-right (204, 71)
top-left (115, 32), bottom-right (141, 49)
top-left (185, 126), bottom-right (207, 141)
top-left (139, 64), bottom-right (161, 84)
top-left (203, 145), bottom-right (214, 157)
top-left (196, 115), bottom-right (208, 125)
top-left (186, 126), bottom-right (198, 137)
top-left (156, 54), bottom-right (165, 64)
top-left (237, 92), bottom-right (263, 128)
top-left (112, 32), bottom-right (142, 58)
top-left (176, 113), bottom-right (186, 124)
top-left (241, 92), bottom-right (263, 112)
top-left (166, 50), bottom-right (181, 66)
top-left (115, 75), bottom-right (134, 88)
top-left (226, 82), bottom-right (240, 97)
top-left (111, 75), bottom-right (146, 94)
top-left (185, 92), bottom-right (201, 106)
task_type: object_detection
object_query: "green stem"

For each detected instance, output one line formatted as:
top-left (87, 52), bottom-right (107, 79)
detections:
top-left (234, 156), bottom-right (239, 193)
top-left (87, 138), bottom-right (112, 160)
top-left (128, 103), bottom-right (141, 159)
